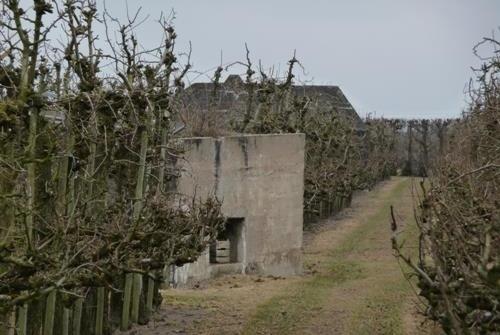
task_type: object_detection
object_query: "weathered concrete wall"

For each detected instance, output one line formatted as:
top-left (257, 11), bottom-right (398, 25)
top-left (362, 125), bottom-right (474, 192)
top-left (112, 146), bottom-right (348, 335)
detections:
top-left (174, 133), bottom-right (305, 285)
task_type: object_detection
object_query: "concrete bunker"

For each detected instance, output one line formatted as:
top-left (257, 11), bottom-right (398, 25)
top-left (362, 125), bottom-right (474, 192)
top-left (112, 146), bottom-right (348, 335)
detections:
top-left (173, 133), bottom-right (305, 286)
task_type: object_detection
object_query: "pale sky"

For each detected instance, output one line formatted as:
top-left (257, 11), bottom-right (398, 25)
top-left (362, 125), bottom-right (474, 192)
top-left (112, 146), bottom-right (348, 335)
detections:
top-left (97, 1), bottom-right (500, 119)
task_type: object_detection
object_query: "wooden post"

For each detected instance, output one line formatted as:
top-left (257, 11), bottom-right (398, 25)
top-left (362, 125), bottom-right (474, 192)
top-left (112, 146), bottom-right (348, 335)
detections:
top-left (25, 108), bottom-right (38, 249)
top-left (17, 304), bottom-right (28, 335)
top-left (109, 280), bottom-right (123, 330)
top-left (121, 273), bottom-right (133, 330)
top-left (130, 273), bottom-right (142, 324)
top-left (145, 276), bottom-right (155, 320)
top-left (0, 310), bottom-right (15, 335)
top-left (26, 297), bottom-right (43, 335)
top-left (61, 308), bottom-right (70, 335)
top-left (95, 288), bottom-right (105, 335)
top-left (43, 290), bottom-right (57, 335)
top-left (72, 298), bottom-right (83, 335)
top-left (0, 312), bottom-right (8, 335)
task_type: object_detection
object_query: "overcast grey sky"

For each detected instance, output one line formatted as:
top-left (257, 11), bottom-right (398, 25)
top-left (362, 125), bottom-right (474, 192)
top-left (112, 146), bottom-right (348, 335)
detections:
top-left (99, 0), bottom-right (500, 119)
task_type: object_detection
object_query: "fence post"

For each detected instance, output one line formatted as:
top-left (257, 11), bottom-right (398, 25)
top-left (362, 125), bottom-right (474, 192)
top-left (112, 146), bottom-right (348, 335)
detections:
top-left (72, 298), bottom-right (83, 335)
top-left (121, 273), bottom-right (133, 330)
top-left (328, 195), bottom-right (332, 216)
top-left (0, 312), bottom-right (8, 335)
top-left (17, 304), bottom-right (28, 335)
top-left (61, 308), bottom-right (70, 335)
top-left (95, 287), bottom-right (105, 335)
top-left (0, 313), bottom-right (4, 335)
top-left (43, 290), bottom-right (57, 335)
top-left (145, 276), bottom-right (155, 320)
top-left (130, 273), bottom-right (142, 324)
top-left (109, 280), bottom-right (123, 330)
top-left (8, 311), bottom-right (15, 335)
top-left (0, 310), bottom-right (16, 335)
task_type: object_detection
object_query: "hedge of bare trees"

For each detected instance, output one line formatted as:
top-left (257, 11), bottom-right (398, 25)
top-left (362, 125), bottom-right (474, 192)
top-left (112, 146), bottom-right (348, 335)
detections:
top-left (392, 38), bottom-right (500, 334)
top-left (0, 0), bottom-right (225, 332)
top-left (225, 58), bottom-right (404, 222)
top-left (177, 53), bottom-right (404, 223)
top-left (399, 118), bottom-right (456, 177)
top-left (187, 52), bottom-right (463, 224)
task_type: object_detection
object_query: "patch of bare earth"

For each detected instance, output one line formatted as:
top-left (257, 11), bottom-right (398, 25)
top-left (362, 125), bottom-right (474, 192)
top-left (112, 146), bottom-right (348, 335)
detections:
top-left (130, 274), bottom-right (301, 335)
top-left (122, 178), bottom-right (441, 334)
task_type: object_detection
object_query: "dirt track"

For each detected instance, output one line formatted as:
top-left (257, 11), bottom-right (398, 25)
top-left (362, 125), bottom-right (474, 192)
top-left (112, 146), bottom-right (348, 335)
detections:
top-left (126, 177), bottom-right (441, 335)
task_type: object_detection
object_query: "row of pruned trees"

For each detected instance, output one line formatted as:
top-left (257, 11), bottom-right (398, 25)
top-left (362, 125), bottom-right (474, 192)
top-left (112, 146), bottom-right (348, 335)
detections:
top-left (184, 51), bottom-right (461, 223)
top-left (392, 37), bottom-right (499, 334)
top-left (183, 54), bottom-right (408, 223)
top-left (401, 118), bottom-right (456, 177)
top-left (0, 0), bottom-right (224, 333)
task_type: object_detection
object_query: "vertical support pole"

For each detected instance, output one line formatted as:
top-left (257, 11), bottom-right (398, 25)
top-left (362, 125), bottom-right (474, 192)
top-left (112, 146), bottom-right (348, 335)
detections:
top-left (61, 308), bottom-right (70, 335)
top-left (121, 273), bottom-right (133, 330)
top-left (0, 312), bottom-right (8, 335)
top-left (130, 273), bottom-right (142, 324)
top-left (95, 288), bottom-right (105, 335)
top-left (145, 276), bottom-right (155, 320)
top-left (72, 298), bottom-right (83, 335)
top-left (8, 312), bottom-right (15, 335)
top-left (43, 290), bottom-right (57, 335)
top-left (17, 304), bottom-right (28, 335)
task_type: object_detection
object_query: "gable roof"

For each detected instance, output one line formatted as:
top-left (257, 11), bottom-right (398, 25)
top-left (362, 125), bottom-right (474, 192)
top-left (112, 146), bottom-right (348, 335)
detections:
top-left (291, 85), bottom-right (362, 126)
top-left (182, 75), bottom-right (364, 130)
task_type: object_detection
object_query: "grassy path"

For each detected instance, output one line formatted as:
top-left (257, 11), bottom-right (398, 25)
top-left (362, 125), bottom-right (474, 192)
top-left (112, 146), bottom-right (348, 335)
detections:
top-left (134, 177), bottom-right (437, 334)
top-left (243, 177), bottom-right (420, 335)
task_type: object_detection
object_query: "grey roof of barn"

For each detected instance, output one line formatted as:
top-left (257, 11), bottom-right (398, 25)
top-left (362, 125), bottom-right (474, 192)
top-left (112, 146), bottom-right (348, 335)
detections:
top-left (181, 74), bottom-right (364, 129)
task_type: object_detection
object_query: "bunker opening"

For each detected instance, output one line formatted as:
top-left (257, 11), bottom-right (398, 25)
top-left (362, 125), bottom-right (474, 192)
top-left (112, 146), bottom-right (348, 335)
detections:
top-left (210, 218), bottom-right (245, 264)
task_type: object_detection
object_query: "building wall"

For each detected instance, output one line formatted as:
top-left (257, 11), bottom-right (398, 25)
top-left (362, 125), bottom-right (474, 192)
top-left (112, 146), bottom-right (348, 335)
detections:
top-left (174, 133), bottom-right (305, 286)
